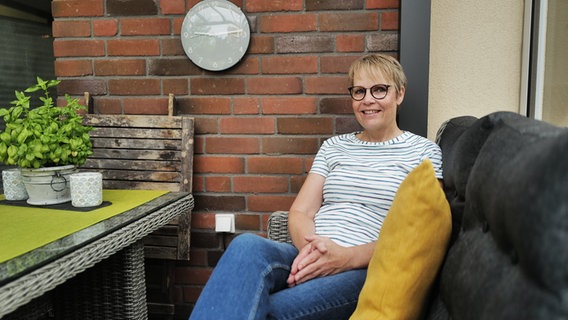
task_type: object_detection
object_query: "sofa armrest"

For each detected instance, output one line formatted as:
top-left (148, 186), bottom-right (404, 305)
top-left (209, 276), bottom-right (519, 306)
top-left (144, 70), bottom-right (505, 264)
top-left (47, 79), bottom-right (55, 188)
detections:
top-left (267, 211), bottom-right (292, 244)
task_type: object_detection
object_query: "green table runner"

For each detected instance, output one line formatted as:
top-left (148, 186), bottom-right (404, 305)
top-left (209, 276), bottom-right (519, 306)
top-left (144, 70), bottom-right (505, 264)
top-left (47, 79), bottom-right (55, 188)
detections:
top-left (0, 189), bottom-right (168, 263)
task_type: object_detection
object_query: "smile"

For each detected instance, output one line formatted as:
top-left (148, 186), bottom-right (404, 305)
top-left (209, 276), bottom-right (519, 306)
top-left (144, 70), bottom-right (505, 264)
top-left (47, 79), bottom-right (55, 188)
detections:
top-left (362, 110), bottom-right (380, 114)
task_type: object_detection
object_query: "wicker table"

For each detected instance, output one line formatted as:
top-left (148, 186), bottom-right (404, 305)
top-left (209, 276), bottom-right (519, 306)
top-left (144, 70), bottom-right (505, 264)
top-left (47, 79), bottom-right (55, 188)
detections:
top-left (0, 190), bottom-right (194, 319)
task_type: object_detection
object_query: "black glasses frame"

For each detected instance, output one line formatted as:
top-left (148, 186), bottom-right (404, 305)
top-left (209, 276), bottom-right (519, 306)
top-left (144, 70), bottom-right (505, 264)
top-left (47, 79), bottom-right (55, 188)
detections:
top-left (348, 84), bottom-right (391, 101)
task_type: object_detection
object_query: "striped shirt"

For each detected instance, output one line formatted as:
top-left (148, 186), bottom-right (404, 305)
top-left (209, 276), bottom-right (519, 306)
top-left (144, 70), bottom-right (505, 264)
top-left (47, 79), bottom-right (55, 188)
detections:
top-left (310, 131), bottom-right (443, 247)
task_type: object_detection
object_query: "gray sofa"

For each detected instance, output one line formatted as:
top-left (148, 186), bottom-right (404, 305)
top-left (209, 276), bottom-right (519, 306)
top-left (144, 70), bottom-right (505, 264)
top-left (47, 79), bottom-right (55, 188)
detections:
top-left (426, 111), bottom-right (568, 319)
top-left (267, 111), bottom-right (568, 319)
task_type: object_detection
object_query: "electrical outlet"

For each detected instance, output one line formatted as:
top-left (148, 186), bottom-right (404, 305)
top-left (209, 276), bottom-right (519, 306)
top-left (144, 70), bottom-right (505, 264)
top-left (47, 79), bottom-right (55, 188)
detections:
top-left (215, 214), bottom-right (235, 233)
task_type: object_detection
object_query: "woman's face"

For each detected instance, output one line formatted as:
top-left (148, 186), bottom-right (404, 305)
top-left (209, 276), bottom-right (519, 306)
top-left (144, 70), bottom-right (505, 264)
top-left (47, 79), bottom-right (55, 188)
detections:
top-left (351, 70), bottom-right (405, 133)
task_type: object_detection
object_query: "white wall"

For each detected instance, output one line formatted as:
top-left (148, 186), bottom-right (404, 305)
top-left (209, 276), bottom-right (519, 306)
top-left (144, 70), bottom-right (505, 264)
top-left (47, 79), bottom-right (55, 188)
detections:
top-left (428, 0), bottom-right (526, 139)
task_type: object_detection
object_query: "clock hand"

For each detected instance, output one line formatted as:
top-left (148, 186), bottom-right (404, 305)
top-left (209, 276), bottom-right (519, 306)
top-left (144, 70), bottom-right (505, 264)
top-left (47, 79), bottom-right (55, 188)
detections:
top-left (192, 29), bottom-right (243, 37)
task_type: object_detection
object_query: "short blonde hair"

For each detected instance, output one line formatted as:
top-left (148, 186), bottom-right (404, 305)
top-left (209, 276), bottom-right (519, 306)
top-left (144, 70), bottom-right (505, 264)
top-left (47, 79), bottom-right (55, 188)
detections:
top-left (348, 54), bottom-right (407, 95)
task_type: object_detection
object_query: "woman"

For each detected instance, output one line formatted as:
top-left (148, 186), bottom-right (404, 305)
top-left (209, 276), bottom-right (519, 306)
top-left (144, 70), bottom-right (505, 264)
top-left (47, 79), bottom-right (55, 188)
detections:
top-left (189, 54), bottom-right (443, 320)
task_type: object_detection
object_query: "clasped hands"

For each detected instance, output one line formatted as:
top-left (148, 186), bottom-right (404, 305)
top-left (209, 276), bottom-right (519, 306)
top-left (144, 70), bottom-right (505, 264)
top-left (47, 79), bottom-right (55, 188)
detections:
top-left (287, 235), bottom-right (350, 287)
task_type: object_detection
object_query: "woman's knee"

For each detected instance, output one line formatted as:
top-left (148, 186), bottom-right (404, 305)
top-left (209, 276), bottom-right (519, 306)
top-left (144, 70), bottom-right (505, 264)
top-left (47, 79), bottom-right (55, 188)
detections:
top-left (228, 233), bottom-right (267, 251)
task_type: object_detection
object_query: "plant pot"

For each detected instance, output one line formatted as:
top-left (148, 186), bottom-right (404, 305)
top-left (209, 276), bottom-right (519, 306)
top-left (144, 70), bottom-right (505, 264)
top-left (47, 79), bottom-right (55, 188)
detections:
top-left (19, 165), bottom-right (77, 205)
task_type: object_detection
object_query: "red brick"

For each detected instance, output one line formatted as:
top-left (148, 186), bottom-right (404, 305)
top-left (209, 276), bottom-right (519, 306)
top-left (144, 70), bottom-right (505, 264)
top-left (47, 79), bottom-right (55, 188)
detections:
top-left (248, 195), bottom-right (296, 212)
top-left (262, 56), bottom-right (318, 74)
top-left (54, 59), bottom-right (93, 77)
top-left (161, 38), bottom-right (185, 56)
top-left (92, 98), bottom-right (122, 114)
top-left (235, 214), bottom-right (262, 231)
top-left (336, 34), bottom-right (365, 52)
top-left (52, 0), bottom-right (104, 17)
top-left (108, 79), bottom-right (161, 95)
top-left (260, 14), bottom-right (317, 33)
top-left (305, 76), bottom-right (350, 94)
top-left (53, 39), bottom-right (105, 57)
top-left (121, 18), bottom-right (170, 35)
top-left (277, 117), bottom-right (334, 134)
top-left (205, 137), bottom-right (260, 154)
top-left (223, 56), bottom-right (260, 75)
top-left (220, 117), bottom-right (275, 134)
top-left (194, 156), bottom-right (245, 174)
top-left (234, 176), bottom-right (289, 193)
top-left (381, 11), bottom-right (399, 31)
top-left (190, 78), bottom-right (246, 95)
top-left (52, 20), bottom-right (90, 37)
top-left (275, 35), bottom-right (334, 53)
top-left (249, 36), bottom-right (274, 54)
top-left (262, 137), bottom-right (320, 154)
top-left (93, 19), bottom-right (118, 37)
top-left (320, 97), bottom-right (353, 114)
top-left (367, 0), bottom-right (399, 9)
top-left (175, 267), bottom-right (212, 285)
top-left (320, 12), bottom-right (379, 31)
top-left (191, 212), bottom-right (216, 229)
top-left (107, 0), bottom-right (158, 16)
top-left (204, 176), bottom-right (232, 193)
top-left (163, 79), bottom-right (189, 95)
top-left (186, 0), bottom-right (200, 10)
top-left (123, 97), bottom-right (169, 114)
top-left (194, 118), bottom-right (219, 135)
top-left (192, 175), bottom-right (205, 192)
top-left (366, 33), bottom-right (399, 51)
top-left (246, 0), bottom-right (302, 12)
top-left (247, 77), bottom-right (302, 95)
top-left (94, 59), bottom-right (146, 76)
top-left (291, 174), bottom-right (308, 192)
top-left (248, 157), bottom-right (304, 174)
top-left (234, 97), bottom-right (260, 115)
top-left (176, 97), bottom-right (231, 115)
top-left (173, 16), bottom-right (184, 35)
top-left (182, 283), bottom-right (204, 304)
top-left (320, 56), bottom-right (359, 74)
top-left (107, 39), bottom-right (160, 56)
top-left (306, 0), bottom-right (363, 10)
top-left (261, 97), bottom-right (317, 115)
top-left (160, 0), bottom-right (185, 14)
top-left (58, 79), bottom-right (107, 95)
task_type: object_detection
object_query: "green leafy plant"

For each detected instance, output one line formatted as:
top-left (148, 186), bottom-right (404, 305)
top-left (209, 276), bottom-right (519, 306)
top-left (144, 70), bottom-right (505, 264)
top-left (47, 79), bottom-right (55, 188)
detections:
top-left (0, 77), bottom-right (93, 168)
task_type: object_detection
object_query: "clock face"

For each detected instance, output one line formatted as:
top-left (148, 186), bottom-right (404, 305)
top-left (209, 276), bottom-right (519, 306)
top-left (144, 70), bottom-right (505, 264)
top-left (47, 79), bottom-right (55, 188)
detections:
top-left (181, 0), bottom-right (251, 71)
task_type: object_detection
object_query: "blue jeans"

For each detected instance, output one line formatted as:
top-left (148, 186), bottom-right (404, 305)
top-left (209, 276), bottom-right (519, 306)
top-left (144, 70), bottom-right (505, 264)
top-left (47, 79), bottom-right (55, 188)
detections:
top-left (189, 233), bottom-right (367, 320)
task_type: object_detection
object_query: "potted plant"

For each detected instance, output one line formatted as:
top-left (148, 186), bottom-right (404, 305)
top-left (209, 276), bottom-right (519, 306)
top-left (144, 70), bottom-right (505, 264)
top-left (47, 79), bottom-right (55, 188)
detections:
top-left (0, 77), bottom-right (93, 205)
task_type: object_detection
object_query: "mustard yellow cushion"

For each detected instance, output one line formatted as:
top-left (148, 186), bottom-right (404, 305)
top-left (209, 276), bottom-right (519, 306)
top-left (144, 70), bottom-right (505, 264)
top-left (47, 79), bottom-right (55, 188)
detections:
top-left (350, 159), bottom-right (451, 320)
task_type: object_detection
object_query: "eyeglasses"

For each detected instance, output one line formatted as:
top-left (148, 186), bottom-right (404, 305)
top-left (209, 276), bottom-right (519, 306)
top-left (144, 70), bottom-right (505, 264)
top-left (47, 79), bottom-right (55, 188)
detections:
top-left (348, 84), bottom-right (391, 101)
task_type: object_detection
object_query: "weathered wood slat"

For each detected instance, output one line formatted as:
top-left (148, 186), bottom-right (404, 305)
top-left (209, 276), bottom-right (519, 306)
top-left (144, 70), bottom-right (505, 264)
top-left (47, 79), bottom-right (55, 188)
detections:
top-left (84, 158), bottom-right (180, 171)
top-left (82, 114), bottom-right (194, 261)
top-left (83, 114), bottom-right (183, 128)
top-left (90, 149), bottom-right (180, 161)
top-left (83, 169), bottom-right (180, 182)
top-left (143, 235), bottom-right (178, 247)
top-left (91, 138), bottom-right (180, 150)
top-left (90, 127), bottom-right (182, 140)
top-left (144, 247), bottom-right (178, 260)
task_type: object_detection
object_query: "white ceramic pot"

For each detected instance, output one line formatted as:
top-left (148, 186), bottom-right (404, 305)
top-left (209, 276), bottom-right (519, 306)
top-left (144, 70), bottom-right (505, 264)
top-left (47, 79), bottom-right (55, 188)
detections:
top-left (19, 165), bottom-right (77, 205)
top-left (70, 172), bottom-right (103, 207)
top-left (2, 168), bottom-right (29, 201)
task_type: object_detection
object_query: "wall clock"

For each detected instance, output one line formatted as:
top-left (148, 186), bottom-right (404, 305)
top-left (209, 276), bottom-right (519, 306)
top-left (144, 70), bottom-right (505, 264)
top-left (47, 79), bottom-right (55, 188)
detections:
top-left (181, 0), bottom-right (250, 71)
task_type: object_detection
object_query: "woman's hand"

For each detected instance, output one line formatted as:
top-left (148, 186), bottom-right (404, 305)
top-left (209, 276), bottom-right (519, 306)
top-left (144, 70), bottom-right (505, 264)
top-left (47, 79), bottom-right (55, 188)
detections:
top-left (287, 235), bottom-right (351, 287)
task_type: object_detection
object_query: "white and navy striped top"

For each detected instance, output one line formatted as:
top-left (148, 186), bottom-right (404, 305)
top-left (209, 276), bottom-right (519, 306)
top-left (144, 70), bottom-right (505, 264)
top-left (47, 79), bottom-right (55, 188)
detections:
top-left (310, 131), bottom-right (443, 247)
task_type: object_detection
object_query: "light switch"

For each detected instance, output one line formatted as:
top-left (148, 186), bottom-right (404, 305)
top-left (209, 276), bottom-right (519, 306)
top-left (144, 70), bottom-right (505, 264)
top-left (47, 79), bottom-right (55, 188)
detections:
top-left (215, 214), bottom-right (235, 233)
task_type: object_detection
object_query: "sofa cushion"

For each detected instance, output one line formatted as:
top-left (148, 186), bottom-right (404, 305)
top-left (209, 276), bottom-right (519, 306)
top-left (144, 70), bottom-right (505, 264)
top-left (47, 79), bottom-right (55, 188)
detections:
top-left (437, 112), bottom-right (568, 319)
top-left (350, 159), bottom-right (451, 320)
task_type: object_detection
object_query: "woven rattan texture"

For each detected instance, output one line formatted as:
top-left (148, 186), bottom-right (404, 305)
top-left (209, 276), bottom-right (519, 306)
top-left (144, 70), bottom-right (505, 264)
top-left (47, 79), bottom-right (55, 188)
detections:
top-left (267, 211), bottom-right (292, 244)
top-left (0, 194), bottom-right (194, 319)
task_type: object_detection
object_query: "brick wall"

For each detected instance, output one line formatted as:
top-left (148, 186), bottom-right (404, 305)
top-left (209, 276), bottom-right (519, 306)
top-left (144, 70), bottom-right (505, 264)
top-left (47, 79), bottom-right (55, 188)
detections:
top-left (52, 0), bottom-right (400, 317)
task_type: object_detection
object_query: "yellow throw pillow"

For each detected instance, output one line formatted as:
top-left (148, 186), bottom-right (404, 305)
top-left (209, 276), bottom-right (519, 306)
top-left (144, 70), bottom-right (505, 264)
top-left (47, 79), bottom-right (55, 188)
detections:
top-left (350, 159), bottom-right (451, 320)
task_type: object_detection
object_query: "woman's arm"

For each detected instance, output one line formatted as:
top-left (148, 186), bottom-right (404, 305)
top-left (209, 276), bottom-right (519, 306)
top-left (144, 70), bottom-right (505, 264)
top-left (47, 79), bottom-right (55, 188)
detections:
top-left (287, 173), bottom-right (325, 250)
